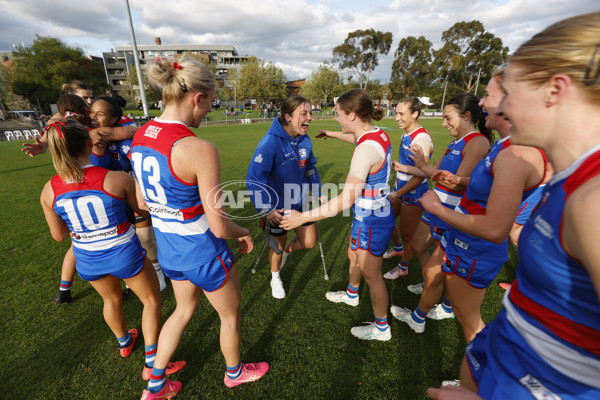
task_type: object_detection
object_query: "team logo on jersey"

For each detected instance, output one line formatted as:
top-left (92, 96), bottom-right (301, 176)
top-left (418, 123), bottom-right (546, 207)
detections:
top-left (299, 148), bottom-right (307, 159)
top-left (254, 154), bottom-right (263, 163)
top-left (144, 125), bottom-right (162, 139)
top-left (519, 374), bottom-right (562, 400)
top-left (121, 144), bottom-right (131, 154)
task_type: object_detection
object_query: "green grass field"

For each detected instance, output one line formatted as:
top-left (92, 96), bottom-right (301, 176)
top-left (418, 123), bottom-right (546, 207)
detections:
top-left (0, 118), bottom-right (516, 399)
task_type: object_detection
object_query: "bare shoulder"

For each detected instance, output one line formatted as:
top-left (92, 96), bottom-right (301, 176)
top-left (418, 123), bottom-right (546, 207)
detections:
top-left (505, 144), bottom-right (543, 161)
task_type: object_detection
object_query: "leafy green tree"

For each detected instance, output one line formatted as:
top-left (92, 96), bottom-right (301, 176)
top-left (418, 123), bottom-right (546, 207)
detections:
top-left (301, 62), bottom-right (345, 106)
top-left (0, 62), bottom-right (34, 113)
top-left (11, 35), bottom-right (109, 114)
top-left (434, 21), bottom-right (509, 94)
top-left (124, 68), bottom-right (162, 104)
top-left (238, 57), bottom-right (287, 102)
top-left (332, 29), bottom-right (393, 89)
top-left (389, 36), bottom-right (435, 101)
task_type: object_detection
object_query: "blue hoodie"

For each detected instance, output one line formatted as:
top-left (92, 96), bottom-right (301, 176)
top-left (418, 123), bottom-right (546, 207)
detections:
top-left (246, 118), bottom-right (321, 213)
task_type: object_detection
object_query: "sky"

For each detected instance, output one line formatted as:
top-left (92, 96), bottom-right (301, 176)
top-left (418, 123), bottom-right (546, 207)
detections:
top-left (0, 0), bottom-right (598, 83)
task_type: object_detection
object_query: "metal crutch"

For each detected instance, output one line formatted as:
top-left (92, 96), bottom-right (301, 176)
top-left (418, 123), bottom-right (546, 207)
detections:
top-left (315, 221), bottom-right (329, 280)
top-left (251, 218), bottom-right (282, 274)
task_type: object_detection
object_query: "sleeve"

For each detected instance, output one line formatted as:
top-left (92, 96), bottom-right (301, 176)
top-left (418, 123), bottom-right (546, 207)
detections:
top-left (245, 137), bottom-right (277, 213)
top-left (348, 142), bottom-right (383, 181)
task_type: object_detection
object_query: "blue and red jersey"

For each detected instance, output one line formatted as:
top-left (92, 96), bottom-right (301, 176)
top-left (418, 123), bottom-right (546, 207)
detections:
top-left (51, 166), bottom-right (143, 276)
top-left (131, 118), bottom-right (228, 271)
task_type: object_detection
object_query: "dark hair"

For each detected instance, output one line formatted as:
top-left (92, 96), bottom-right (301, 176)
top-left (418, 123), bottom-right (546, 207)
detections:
top-left (61, 80), bottom-right (92, 94)
top-left (91, 96), bottom-right (123, 126)
top-left (277, 95), bottom-right (311, 126)
top-left (398, 96), bottom-right (422, 118)
top-left (336, 89), bottom-right (384, 121)
top-left (46, 120), bottom-right (91, 183)
top-left (446, 93), bottom-right (494, 143)
top-left (111, 94), bottom-right (128, 108)
top-left (57, 94), bottom-right (91, 127)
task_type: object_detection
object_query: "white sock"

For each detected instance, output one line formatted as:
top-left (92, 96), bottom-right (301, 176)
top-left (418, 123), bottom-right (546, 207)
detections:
top-left (271, 270), bottom-right (280, 280)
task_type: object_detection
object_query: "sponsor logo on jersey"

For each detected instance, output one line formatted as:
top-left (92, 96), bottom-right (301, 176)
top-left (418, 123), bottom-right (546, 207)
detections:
top-left (533, 214), bottom-right (553, 239)
top-left (454, 238), bottom-right (469, 250)
top-left (254, 154), bottom-right (263, 163)
top-left (121, 144), bottom-right (131, 154)
top-left (351, 237), bottom-right (357, 245)
top-left (354, 214), bottom-right (363, 222)
top-left (485, 156), bottom-right (491, 168)
top-left (518, 374), bottom-right (562, 400)
top-left (451, 149), bottom-right (461, 155)
top-left (144, 125), bottom-right (162, 139)
top-left (298, 159), bottom-right (306, 168)
top-left (148, 204), bottom-right (184, 220)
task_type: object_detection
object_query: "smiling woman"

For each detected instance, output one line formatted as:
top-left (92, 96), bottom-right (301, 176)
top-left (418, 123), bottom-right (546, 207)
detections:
top-left (245, 94), bottom-right (322, 299)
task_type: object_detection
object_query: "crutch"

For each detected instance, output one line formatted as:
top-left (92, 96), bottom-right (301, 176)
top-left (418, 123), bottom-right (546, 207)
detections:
top-left (315, 221), bottom-right (329, 280)
top-left (251, 218), bottom-right (282, 274)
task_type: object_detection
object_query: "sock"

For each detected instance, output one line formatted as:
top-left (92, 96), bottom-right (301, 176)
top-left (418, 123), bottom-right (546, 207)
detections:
top-left (398, 259), bottom-right (409, 271)
top-left (226, 362), bottom-right (243, 380)
top-left (147, 367), bottom-right (166, 393)
top-left (117, 332), bottom-right (132, 348)
top-left (346, 284), bottom-right (359, 299)
top-left (411, 305), bottom-right (427, 324)
top-left (441, 298), bottom-right (453, 313)
top-left (152, 262), bottom-right (161, 271)
top-left (393, 243), bottom-right (404, 252)
top-left (374, 316), bottom-right (389, 332)
top-left (59, 280), bottom-right (73, 292)
top-left (271, 270), bottom-right (280, 280)
top-left (145, 343), bottom-right (158, 368)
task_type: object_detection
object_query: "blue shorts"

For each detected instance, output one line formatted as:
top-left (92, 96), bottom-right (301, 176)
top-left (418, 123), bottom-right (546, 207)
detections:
top-left (78, 253), bottom-right (145, 281)
top-left (162, 247), bottom-right (235, 292)
top-left (350, 223), bottom-right (394, 257)
top-left (467, 309), bottom-right (600, 399)
top-left (421, 212), bottom-right (448, 241)
top-left (393, 180), bottom-right (427, 208)
top-left (440, 249), bottom-right (503, 289)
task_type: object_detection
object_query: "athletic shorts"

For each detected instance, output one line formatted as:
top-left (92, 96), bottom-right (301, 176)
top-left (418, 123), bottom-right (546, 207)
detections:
top-left (349, 222), bottom-right (394, 257)
top-left (467, 308), bottom-right (600, 399)
top-left (78, 253), bottom-right (145, 281)
top-left (393, 180), bottom-right (427, 208)
top-left (440, 250), bottom-right (504, 289)
top-left (260, 216), bottom-right (314, 237)
top-left (421, 212), bottom-right (449, 241)
top-left (162, 247), bottom-right (235, 292)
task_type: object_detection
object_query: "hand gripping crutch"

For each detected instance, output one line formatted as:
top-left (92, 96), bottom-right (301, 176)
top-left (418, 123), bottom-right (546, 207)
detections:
top-left (315, 221), bottom-right (329, 280)
top-left (251, 218), bottom-right (282, 274)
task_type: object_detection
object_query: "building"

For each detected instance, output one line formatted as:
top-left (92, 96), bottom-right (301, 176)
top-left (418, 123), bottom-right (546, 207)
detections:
top-left (101, 37), bottom-right (248, 95)
top-left (287, 79), bottom-right (305, 96)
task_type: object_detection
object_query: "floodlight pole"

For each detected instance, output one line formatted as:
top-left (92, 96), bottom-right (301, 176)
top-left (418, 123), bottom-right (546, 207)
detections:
top-left (125, 0), bottom-right (149, 119)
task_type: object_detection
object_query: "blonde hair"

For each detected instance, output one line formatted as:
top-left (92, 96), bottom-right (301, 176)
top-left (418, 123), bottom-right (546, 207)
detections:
top-left (46, 120), bottom-right (90, 183)
top-left (509, 11), bottom-right (600, 104)
top-left (148, 55), bottom-right (216, 105)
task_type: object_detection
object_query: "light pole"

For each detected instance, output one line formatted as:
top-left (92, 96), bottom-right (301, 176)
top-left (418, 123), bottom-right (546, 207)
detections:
top-left (124, 0), bottom-right (149, 119)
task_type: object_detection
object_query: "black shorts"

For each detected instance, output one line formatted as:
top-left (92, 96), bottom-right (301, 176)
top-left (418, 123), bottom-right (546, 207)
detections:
top-left (260, 217), bottom-right (314, 237)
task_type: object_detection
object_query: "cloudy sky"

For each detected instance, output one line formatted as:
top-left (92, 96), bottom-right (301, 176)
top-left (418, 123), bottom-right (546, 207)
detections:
top-left (1, 0), bottom-right (597, 82)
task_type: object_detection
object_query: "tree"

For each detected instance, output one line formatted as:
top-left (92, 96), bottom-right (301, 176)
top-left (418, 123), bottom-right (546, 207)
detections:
top-left (389, 36), bottom-right (435, 101)
top-left (332, 29), bottom-right (393, 89)
top-left (124, 67), bottom-right (162, 104)
top-left (237, 57), bottom-right (287, 102)
top-left (301, 62), bottom-right (345, 106)
top-left (11, 35), bottom-right (109, 114)
top-left (434, 21), bottom-right (509, 94)
top-left (0, 62), bottom-right (34, 113)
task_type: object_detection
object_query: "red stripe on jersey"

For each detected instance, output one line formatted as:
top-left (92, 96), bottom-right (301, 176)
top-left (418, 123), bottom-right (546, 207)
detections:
top-left (458, 195), bottom-right (486, 215)
top-left (116, 221), bottom-right (130, 235)
top-left (564, 150), bottom-right (600, 201)
top-left (180, 204), bottom-right (205, 219)
top-left (461, 132), bottom-right (487, 157)
top-left (489, 138), bottom-right (512, 179)
top-left (510, 279), bottom-right (600, 356)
